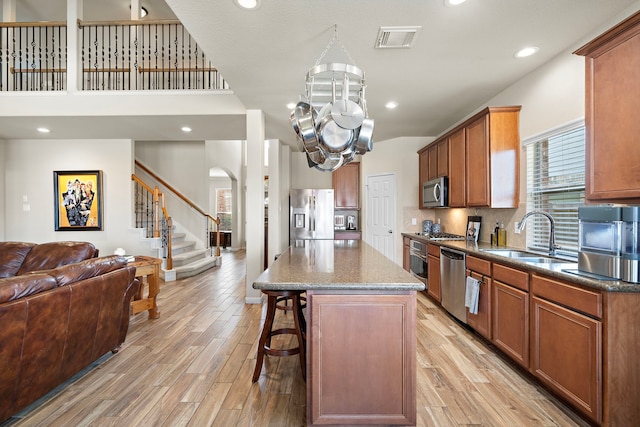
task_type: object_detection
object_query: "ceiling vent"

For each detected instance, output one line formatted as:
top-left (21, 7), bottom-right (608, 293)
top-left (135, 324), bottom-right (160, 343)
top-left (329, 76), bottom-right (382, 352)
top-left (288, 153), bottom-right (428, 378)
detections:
top-left (375, 26), bottom-right (421, 49)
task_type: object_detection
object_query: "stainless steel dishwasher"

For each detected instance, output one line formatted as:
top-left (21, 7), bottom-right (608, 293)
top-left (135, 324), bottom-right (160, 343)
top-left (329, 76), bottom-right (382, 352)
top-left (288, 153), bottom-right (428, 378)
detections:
top-left (440, 247), bottom-right (467, 323)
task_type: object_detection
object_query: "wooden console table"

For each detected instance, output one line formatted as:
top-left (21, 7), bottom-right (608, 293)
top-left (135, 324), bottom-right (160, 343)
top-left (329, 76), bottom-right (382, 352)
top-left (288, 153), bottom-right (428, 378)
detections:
top-left (129, 256), bottom-right (161, 319)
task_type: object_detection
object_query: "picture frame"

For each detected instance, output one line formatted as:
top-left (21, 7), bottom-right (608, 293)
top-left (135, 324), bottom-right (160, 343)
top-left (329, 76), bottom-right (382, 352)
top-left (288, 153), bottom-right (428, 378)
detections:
top-left (466, 215), bottom-right (481, 242)
top-left (53, 170), bottom-right (103, 231)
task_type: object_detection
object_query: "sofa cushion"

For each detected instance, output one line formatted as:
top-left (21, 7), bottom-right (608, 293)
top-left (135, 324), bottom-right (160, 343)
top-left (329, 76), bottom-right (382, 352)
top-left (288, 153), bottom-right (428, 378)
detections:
top-left (0, 242), bottom-right (35, 278)
top-left (0, 274), bottom-right (58, 304)
top-left (16, 242), bottom-right (98, 275)
top-left (45, 255), bottom-right (127, 287)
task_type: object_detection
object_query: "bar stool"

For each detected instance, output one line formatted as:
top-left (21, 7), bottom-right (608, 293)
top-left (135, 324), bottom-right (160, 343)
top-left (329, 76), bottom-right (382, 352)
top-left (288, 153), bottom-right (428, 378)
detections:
top-left (252, 289), bottom-right (306, 382)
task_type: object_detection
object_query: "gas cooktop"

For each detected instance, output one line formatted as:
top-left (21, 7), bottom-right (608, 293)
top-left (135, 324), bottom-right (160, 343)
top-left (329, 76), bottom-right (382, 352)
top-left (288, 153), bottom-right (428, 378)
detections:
top-left (414, 232), bottom-right (466, 241)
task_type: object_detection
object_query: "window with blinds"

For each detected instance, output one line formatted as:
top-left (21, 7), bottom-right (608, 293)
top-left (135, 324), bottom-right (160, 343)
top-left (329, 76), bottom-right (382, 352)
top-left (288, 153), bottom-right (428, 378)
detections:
top-left (525, 122), bottom-right (585, 258)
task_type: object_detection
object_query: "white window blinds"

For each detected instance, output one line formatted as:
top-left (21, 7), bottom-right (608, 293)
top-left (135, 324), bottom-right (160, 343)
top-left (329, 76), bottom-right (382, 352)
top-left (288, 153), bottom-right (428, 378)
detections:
top-left (525, 123), bottom-right (585, 258)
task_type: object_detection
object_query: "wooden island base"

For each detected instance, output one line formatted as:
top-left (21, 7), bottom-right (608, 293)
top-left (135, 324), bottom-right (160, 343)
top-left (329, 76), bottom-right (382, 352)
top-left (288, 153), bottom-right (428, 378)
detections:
top-left (253, 240), bottom-right (424, 426)
top-left (307, 290), bottom-right (417, 426)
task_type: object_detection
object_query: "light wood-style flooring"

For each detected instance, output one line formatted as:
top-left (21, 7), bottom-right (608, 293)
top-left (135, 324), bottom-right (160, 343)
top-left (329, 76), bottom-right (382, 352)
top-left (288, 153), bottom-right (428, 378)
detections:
top-left (3, 249), bottom-right (588, 426)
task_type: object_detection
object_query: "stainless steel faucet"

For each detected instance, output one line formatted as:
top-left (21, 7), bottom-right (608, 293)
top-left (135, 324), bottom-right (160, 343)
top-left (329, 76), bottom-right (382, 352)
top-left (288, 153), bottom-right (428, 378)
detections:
top-left (517, 210), bottom-right (559, 256)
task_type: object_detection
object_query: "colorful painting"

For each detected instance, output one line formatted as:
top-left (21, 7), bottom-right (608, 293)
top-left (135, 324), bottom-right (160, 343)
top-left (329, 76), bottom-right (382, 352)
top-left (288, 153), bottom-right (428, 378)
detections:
top-left (54, 170), bottom-right (103, 231)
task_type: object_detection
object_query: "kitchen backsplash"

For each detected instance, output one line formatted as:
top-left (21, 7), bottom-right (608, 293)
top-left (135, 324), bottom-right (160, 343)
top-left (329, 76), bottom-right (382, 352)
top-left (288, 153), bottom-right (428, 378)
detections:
top-left (403, 205), bottom-right (527, 249)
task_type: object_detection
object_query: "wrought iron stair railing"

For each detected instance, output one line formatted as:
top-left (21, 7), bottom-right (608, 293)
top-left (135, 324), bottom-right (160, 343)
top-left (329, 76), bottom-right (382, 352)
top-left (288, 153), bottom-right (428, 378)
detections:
top-left (134, 160), bottom-right (221, 259)
top-left (132, 174), bottom-right (174, 270)
top-left (0, 19), bottom-right (227, 92)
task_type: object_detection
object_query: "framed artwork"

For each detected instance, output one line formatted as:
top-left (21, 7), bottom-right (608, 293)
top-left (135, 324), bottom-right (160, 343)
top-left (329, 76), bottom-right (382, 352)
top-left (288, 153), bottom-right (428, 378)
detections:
top-left (54, 170), bottom-right (103, 231)
top-left (466, 215), bottom-right (481, 242)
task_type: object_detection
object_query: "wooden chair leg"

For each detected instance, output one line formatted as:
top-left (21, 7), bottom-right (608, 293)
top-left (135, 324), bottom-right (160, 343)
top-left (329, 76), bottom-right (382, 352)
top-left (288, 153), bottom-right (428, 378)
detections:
top-left (252, 294), bottom-right (277, 382)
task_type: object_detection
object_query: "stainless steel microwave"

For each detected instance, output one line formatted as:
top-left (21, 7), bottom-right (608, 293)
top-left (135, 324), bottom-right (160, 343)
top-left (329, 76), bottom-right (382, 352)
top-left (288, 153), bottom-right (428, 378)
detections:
top-left (422, 176), bottom-right (448, 208)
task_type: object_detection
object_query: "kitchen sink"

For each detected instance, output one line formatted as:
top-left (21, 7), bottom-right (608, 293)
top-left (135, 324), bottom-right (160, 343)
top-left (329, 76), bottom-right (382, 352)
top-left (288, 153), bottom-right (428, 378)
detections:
top-left (480, 249), bottom-right (544, 258)
top-left (480, 248), bottom-right (578, 269)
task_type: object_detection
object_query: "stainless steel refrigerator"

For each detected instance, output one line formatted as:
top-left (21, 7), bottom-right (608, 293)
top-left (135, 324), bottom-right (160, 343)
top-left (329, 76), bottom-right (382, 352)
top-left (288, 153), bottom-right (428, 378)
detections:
top-left (290, 189), bottom-right (335, 241)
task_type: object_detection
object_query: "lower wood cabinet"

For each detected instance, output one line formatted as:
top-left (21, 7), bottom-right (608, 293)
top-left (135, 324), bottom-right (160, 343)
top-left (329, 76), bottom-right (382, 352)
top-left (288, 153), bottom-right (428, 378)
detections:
top-left (531, 296), bottom-right (602, 423)
top-left (403, 236), bottom-right (411, 272)
top-left (307, 291), bottom-right (416, 426)
top-left (465, 256), bottom-right (492, 340)
top-left (492, 263), bottom-right (529, 368)
top-left (530, 274), bottom-right (603, 424)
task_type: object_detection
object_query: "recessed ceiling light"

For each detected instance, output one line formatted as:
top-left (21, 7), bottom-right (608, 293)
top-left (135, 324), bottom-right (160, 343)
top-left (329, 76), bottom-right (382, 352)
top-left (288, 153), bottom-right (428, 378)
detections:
top-left (37, 127), bottom-right (50, 133)
top-left (181, 126), bottom-right (192, 132)
top-left (445, 0), bottom-right (467, 6)
top-left (286, 102), bottom-right (297, 110)
top-left (385, 101), bottom-right (399, 109)
top-left (514, 46), bottom-right (539, 58)
top-left (234, 0), bottom-right (260, 10)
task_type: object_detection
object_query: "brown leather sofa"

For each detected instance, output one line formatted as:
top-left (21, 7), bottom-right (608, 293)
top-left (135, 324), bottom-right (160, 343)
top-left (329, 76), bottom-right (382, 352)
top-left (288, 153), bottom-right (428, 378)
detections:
top-left (0, 241), bottom-right (100, 277)
top-left (0, 241), bottom-right (140, 422)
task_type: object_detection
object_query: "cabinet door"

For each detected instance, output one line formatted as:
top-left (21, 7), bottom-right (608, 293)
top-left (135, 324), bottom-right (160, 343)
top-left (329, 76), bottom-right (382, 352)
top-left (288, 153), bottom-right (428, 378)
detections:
top-left (427, 144), bottom-right (438, 180)
top-left (418, 149), bottom-right (429, 207)
top-left (531, 296), bottom-right (602, 423)
top-left (427, 254), bottom-right (440, 302)
top-left (466, 270), bottom-right (492, 340)
top-left (436, 139), bottom-right (448, 177)
top-left (588, 34), bottom-right (640, 201)
top-left (448, 128), bottom-right (466, 207)
top-left (333, 162), bottom-right (359, 209)
top-left (403, 237), bottom-right (411, 272)
top-left (307, 291), bottom-right (417, 426)
top-left (466, 115), bottom-right (490, 207)
top-left (492, 280), bottom-right (529, 368)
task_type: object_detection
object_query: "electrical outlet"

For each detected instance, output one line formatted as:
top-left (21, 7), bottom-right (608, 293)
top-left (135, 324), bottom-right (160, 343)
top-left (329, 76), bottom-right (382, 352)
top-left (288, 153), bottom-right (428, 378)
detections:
top-left (411, 218), bottom-right (417, 225)
top-left (514, 222), bottom-right (520, 234)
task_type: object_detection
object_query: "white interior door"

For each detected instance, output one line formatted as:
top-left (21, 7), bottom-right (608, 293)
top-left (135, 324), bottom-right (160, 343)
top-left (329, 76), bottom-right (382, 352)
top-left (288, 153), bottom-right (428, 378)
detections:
top-left (365, 173), bottom-right (396, 261)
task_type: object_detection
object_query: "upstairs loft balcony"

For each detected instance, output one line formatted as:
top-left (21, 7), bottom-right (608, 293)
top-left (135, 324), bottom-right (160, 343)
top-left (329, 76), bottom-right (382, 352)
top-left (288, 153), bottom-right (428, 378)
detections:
top-left (0, 19), bottom-right (228, 92)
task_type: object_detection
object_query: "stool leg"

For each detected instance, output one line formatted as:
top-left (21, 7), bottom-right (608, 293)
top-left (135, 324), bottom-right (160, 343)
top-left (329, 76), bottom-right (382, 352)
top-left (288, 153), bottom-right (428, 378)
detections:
top-left (292, 294), bottom-right (306, 380)
top-left (253, 294), bottom-right (277, 382)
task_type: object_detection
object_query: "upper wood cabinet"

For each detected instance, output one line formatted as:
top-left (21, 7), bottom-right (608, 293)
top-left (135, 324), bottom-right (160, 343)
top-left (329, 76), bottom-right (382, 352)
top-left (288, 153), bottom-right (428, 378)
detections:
top-left (574, 11), bottom-right (640, 203)
top-left (418, 106), bottom-right (520, 209)
top-left (447, 128), bottom-right (466, 208)
top-left (466, 107), bottom-right (521, 208)
top-left (333, 162), bottom-right (359, 209)
top-left (418, 149), bottom-right (429, 207)
top-left (418, 139), bottom-right (448, 183)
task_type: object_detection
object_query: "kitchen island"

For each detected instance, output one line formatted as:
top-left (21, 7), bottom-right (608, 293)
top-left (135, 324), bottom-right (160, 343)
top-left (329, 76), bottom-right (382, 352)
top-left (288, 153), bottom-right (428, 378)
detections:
top-left (253, 239), bottom-right (425, 426)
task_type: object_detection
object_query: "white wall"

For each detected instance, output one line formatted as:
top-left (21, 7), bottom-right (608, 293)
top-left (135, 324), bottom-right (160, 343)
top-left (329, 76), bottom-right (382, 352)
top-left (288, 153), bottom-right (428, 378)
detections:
top-left (2, 138), bottom-right (151, 256)
top-left (136, 140), bottom-right (207, 206)
top-left (135, 140), bottom-right (210, 249)
top-left (206, 139), bottom-right (245, 249)
top-left (360, 136), bottom-right (435, 264)
top-left (290, 152), bottom-right (333, 189)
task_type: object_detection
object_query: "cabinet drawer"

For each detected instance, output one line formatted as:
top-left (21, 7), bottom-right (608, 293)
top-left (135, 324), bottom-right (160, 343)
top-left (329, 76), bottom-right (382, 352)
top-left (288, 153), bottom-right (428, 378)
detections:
top-left (531, 274), bottom-right (602, 319)
top-left (427, 243), bottom-right (440, 257)
top-left (493, 263), bottom-right (529, 291)
top-left (467, 256), bottom-right (491, 276)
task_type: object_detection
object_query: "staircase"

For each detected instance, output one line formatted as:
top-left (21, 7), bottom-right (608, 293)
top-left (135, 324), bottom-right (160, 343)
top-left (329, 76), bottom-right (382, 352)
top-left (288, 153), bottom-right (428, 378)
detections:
top-left (162, 230), bottom-right (221, 281)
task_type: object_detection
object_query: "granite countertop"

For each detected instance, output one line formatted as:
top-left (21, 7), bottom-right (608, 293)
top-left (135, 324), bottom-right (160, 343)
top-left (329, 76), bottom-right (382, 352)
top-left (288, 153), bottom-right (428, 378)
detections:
top-left (402, 232), bottom-right (640, 293)
top-left (253, 239), bottom-right (425, 292)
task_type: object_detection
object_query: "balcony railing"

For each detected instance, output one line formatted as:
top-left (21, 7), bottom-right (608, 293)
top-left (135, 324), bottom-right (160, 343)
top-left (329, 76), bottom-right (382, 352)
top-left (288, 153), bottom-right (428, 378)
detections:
top-left (0, 19), bottom-right (227, 92)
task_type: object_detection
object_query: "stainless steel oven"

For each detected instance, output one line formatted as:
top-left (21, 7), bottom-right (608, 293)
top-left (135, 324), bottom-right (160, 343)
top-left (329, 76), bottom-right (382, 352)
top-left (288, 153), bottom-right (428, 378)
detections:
top-left (409, 239), bottom-right (427, 283)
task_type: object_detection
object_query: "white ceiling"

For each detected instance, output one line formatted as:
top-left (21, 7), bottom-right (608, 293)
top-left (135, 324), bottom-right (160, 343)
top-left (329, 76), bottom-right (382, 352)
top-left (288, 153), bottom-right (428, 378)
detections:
top-left (2, 0), bottom-right (639, 148)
